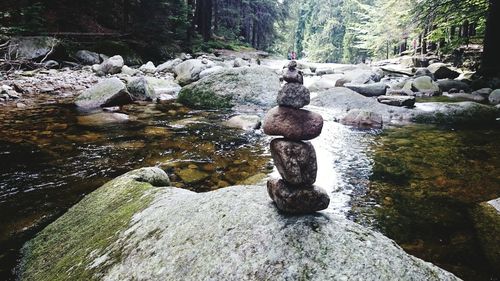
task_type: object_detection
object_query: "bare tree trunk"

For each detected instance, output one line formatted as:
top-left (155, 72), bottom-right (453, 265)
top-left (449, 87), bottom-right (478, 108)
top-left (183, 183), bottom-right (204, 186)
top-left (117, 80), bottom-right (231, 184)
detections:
top-left (479, 0), bottom-right (500, 77)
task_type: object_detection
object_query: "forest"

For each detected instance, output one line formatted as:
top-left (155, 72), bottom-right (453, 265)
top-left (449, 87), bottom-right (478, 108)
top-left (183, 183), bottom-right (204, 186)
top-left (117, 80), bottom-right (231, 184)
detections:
top-left (0, 0), bottom-right (498, 76)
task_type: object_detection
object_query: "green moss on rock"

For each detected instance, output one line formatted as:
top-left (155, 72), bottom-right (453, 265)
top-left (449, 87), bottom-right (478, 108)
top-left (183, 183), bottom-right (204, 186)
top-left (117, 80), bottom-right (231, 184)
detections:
top-left (19, 168), bottom-right (170, 281)
top-left (177, 86), bottom-right (233, 110)
top-left (471, 200), bottom-right (500, 273)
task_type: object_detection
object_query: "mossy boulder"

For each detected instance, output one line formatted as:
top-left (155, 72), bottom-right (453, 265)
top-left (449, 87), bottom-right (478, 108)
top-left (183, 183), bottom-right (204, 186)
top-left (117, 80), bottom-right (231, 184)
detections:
top-left (20, 173), bottom-right (459, 281)
top-left (413, 102), bottom-right (499, 126)
top-left (471, 198), bottom-right (500, 274)
top-left (75, 78), bottom-right (132, 109)
top-left (178, 66), bottom-right (281, 110)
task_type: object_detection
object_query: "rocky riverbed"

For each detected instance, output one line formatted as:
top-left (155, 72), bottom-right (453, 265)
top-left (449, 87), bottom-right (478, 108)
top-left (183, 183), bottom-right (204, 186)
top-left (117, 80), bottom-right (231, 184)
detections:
top-left (1, 49), bottom-right (500, 280)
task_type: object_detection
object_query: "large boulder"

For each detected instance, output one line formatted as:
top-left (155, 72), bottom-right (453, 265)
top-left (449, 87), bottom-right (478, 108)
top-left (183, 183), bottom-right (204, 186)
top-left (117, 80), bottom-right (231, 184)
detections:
top-left (471, 198), bottom-right (500, 273)
top-left (19, 169), bottom-right (459, 281)
top-left (174, 59), bottom-right (213, 86)
top-left (436, 79), bottom-right (470, 92)
top-left (344, 82), bottom-right (388, 97)
top-left (489, 89), bottom-right (500, 105)
top-left (178, 66), bottom-right (280, 110)
top-left (98, 55), bottom-right (125, 75)
top-left (8, 36), bottom-right (59, 60)
top-left (75, 50), bottom-right (101, 65)
top-left (412, 76), bottom-right (441, 95)
top-left (427, 63), bottom-right (460, 80)
top-left (340, 109), bottom-right (383, 129)
top-left (413, 102), bottom-right (499, 125)
top-left (126, 77), bottom-right (155, 101)
top-left (75, 78), bottom-right (132, 109)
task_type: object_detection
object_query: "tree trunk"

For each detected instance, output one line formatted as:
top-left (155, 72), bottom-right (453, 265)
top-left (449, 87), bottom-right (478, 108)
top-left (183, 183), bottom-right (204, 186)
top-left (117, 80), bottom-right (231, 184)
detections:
top-left (480, 0), bottom-right (500, 77)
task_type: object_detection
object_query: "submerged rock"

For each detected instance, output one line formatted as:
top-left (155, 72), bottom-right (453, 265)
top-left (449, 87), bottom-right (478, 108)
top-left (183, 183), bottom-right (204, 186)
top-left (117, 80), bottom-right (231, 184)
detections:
top-left (224, 115), bottom-right (261, 130)
top-left (77, 112), bottom-right (130, 126)
top-left (413, 102), bottom-right (498, 125)
top-left (75, 78), bottom-right (132, 109)
top-left (471, 198), bottom-right (500, 273)
top-left (178, 66), bottom-right (280, 110)
top-left (19, 170), bottom-right (460, 280)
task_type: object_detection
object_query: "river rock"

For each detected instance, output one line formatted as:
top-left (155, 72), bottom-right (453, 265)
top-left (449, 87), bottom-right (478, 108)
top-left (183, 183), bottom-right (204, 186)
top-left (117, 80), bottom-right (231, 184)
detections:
top-left (75, 50), bottom-right (101, 65)
top-left (174, 59), bottom-right (213, 86)
top-left (377, 95), bottom-right (416, 107)
top-left (340, 109), bottom-right (383, 129)
top-left (427, 63), bottom-right (460, 80)
top-left (145, 77), bottom-right (181, 98)
top-left (43, 60), bottom-right (59, 69)
top-left (199, 65), bottom-right (225, 79)
top-left (277, 83), bottom-right (310, 109)
top-left (344, 82), bottom-right (388, 97)
top-left (437, 79), bottom-right (470, 92)
top-left (178, 66), bottom-right (280, 110)
top-left (263, 106), bottom-right (323, 140)
top-left (156, 58), bottom-right (183, 73)
top-left (8, 36), bottom-right (59, 60)
top-left (471, 198), bottom-right (500, 272)
top-left (489, 89), bottom-right (500, 105)
top-left (139, 61), bottom-right (156, 74)
top-left (224, 115), bottom-right (261, 130)
top-left (99, 55), bottom-right (125, 75)
top-left (75, 78), bottom-right (132, 109)
top-left (386, 89), bottom-right (415, 96)
top-left (413, 102), bottom-right (498, 125)
top-left (412, 76), bottom-right (441, 95)
top-left (270, 139), bottom-right (317, 186)
top-left (344, 67), bottom-right (382, 84)
top-left (442, 93), bottom-right (485, 102)
top-left (19, 168), bottom-right (459, 281)
top-left (121, 65), bottom-right (140, 76)
top-left (472, 88), bottom-right (493, 98)
top-left (77, 112), bottom-right (130, 126)
top-left (267, 179), bottom-right (329, 214)
top-left (127, 77), bottom-right (155, 101)
top-left (414, 68), bottom-right (435, 80)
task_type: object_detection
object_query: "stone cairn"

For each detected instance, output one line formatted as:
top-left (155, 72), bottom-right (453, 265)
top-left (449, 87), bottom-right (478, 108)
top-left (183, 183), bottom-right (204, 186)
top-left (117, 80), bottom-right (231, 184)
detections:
top-left (263, 61), bottom-right (330, 214)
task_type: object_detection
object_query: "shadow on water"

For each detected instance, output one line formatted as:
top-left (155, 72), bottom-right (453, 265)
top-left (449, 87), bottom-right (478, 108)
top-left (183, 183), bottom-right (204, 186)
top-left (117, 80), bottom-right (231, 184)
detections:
top-left (0, 100), bottom-right (271, 280)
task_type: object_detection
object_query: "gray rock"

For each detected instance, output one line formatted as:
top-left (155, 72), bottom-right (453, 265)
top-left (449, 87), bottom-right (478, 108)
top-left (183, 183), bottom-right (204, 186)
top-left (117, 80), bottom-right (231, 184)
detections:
top-left (386, 89), bottom-right (415, 96)
top-left (199, 65), bottom-right (225, 79)
top-left (283, 69), bottom-right (304, 84)
top-left (308, 75), bottom-right (343, 92)
top-left (471, 198), bottom-right (500, 272)
top-left (489, 89), bottom-right (500, 105)
top-left (427, 63), bottom-right (460, 80)
top-left (145, 77), bottom-right (181, 98)
top-left (174, 59), bottom-right (213, 85)
top-left (340, 109), bottom-right (383, 129)
top-left (267, 179), bottom-right (329, 214)
top-left (437, 79), bottom-right (470, 92)
top-left (270, 139), bottom-right (317, 186)
top-left (178, 66), bottom-right (280, 110)
top-left (8, 36), bottom-right (59, 60)
top-left (224, 115), bottom-right (261, 130)
top-left (277, 83), bottom-right (310, 109)
top-left (412, 76), bottom-right (441, 95)
top-left (343, 67), bottom-right (382, 84)
top-left (127, 77), bottom-right (155, 101)
top-left (233, 58), bottom-right (248, 67)
top-left (99, 55), bottom-right (124, 75)
top-left (414, 68), bottom-right (434, 80)
top-left (156, 58), bottom-right (183, 73)
top-left (413, 102), bottom-right (498, 125)
top-left (139, 61), bottom-right (156, 74)
top-left (442, 93), bottom-right (485, 102)
top-left (75, 50), bottom-right (100, 65)
top-left (77, 112), bottom-right (130, 126)
top-left (263, 106), bottom-right (323, 140)
top-left (19, 170), bottom-right (459, 281)
top-left (43, 60), bottom-right (59, 69)
top-left (472, 88), bottom-right (493, 98)
top-left (377, 95), bottom-right (416, 107)
top-left (121, 65), bottom-right (140, 76)
top-left (344, 82), bottom-right (388, 97)
top-left (75, 78), bottom-right (132, 109)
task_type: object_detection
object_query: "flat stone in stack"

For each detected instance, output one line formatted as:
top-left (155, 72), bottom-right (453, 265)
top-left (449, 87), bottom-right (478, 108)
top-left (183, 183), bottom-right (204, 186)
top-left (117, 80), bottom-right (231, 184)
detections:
top-left (263, 60), bottom-right (330, 214)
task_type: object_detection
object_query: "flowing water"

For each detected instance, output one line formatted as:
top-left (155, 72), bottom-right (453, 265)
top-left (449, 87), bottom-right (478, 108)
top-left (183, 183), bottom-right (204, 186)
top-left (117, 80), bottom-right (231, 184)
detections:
top-left (0, 95), bottom-right (499, 280)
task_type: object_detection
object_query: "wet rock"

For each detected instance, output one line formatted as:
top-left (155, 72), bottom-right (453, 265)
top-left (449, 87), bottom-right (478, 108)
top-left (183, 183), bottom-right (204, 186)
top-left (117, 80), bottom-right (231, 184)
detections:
top-left (413, 102), bottom-right (498, 125)
top-left (75, 78), bottom-right (132, 109)
top-left (224, 115), bottom-right (261, 130)
top-left (277, 83), bottom-right (310, 109)
top-left (127, 77), bottom-right (155, 101)
top-left (99, 55), bottom-right (124, 75)
top-left (386, 89), bottom-right (415, 96)
top-left (8, 36), bottom-right (59, 60)
top-left (75, 50), bottom-right (101, 65)
top-left (437, 79), bottom-right (470, 92)
top-left (472, 88), bottom-right (493, 98)
top-left (412, 76), bottom-right (441, 95)
top-left (16, 103), bottom-right (27, 108)
top-left (267, 179), bottom-right (329, 214)
top-left (270, 139), bottom-right (317, 186)
top-left (344, 82), bottom-right (388, 97)
top-left (19, 174), bottom-right (459, 281)
top-left (442, 93), bottom-right (485, 102)
top-left (176, 168), bottom-right (210, 184)
top-left (77, 112), bottom-right (130, 126)
top-left (139, 61), bottom-right (156, 74)
top-left (340, 109), bottom-right (383, 129)
top-left (263, 106), bottom-right (323, 140)
top-left (156, 58), bottom-right (183, 73)
top-left (178, 66), bottom-right (280, 110)
top-left (427, 63), bottom-right (460, 80)
top-left (472, 198), bottom-right (500, 273)
top-left (377, 95), bottom-right (416, 107)
top-left (174, 59), bottom-right (213, 86)
top-left (489, 89), bottom-right (500, 105)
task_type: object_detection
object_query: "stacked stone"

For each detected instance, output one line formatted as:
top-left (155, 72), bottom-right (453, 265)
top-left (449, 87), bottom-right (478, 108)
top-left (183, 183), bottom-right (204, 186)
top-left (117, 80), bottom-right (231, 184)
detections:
top-left (263, 61), bottom-right (330, 214)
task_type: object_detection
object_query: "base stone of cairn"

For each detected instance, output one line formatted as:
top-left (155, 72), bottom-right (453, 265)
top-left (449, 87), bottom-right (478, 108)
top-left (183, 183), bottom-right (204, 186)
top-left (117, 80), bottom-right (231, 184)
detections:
top-left (264, 60), bottom-right (330, 214)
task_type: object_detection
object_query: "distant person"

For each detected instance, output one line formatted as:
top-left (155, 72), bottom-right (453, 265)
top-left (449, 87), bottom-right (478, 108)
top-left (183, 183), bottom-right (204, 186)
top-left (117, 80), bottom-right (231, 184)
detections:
top-left (291, 51), bottom-right (297, 60)
top-left (287, 52), bottom-right (292, 60)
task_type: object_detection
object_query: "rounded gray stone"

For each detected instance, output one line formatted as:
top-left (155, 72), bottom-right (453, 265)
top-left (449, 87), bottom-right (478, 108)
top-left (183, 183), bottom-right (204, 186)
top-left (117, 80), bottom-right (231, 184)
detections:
top-left (270, 139), bottom-right (317, 186)
top-left (277, 83), bottom-right (310, 109)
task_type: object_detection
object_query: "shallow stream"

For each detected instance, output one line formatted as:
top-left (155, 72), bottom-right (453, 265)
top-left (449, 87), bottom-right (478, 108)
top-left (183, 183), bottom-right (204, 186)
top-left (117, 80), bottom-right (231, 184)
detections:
top-left (0, 95), bottom-right (498, 280)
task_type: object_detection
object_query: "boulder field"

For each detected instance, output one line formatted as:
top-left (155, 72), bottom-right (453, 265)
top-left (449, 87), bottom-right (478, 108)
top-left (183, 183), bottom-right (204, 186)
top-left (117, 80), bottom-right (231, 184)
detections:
top-left (19, 168), bottom-right (460, 281)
